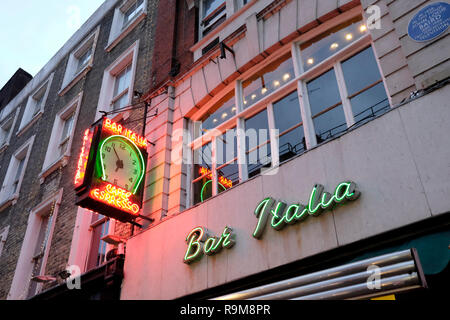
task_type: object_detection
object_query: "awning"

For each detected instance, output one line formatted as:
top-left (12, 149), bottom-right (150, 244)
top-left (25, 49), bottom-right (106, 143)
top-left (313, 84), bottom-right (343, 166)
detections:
top-left (212, 249), bottom-right (427, 300)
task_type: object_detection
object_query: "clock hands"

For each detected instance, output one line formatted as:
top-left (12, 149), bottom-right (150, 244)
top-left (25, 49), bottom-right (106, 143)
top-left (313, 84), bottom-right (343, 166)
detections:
top-left (113, 146), bottom-right (124, 172)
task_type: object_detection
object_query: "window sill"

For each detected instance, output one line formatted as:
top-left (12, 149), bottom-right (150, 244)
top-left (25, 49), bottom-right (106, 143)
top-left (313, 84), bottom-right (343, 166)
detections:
top-left (39, 155), bottom-right (69, 184)
top-left (105, 11), bottom-right (146, 53)
top-left (0, 143), bottom-right (9, 154)
top-left (59, 65), bottom-right (92, 97)
top-left (16, 111), bottom-right (43, 137)
top-left (0, 194), bottom-right (18, 213)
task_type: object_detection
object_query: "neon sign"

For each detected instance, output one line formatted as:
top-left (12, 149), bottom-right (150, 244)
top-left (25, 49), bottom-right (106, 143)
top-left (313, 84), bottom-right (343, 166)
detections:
top-left (90, 183), bottom-right (140, 215)
top-left (74, 128), bottom-right (93, 187)
top-left (252, 181), bottom-right (360, 238)
top-left (184, 226), bottom-right (235, 264)
top-left (74, 118), bottom-right (148, 223)
top-left (198, 167), bottom-right (233, 189)
top-left (103, 118), bottom-right (147, 148)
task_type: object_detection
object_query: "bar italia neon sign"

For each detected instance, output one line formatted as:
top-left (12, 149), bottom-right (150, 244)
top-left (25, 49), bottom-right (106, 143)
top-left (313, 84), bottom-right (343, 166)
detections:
top-left (74, 118), bottom-right (148, 223)
top-left (252, 181), bottom-right (360, 238)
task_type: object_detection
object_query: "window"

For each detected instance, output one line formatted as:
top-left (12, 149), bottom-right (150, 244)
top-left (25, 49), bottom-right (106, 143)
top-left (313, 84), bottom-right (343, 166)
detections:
top-left (96, 41), bottom-right (139, 121)
top-left (0, 108), bottom-right (19, 150)
top-left (112, 64), bottom-right (132, 111)
top-left (107, 0), bottom-right (147, 51)
top-left (19, 74), bottom-right (53, 134)
top-left (199, 0), bottom-right (226, 38)
top-left (242, 53), bottom-right (295, 109)
top-left (7, 189), bottom-right (62, 300)
top-left (87, 214), bottom-right (110, 270)
top-left (41, 93), bottom-right (82, 179)
top-left (0, 135), bottom-right (35, 209)
top-left (60, 27), bottom-right (99, 95)
top-left (0, 226), bottom-right (9, 258)
top-left (188, 17), bottom-right (390, 207)
top-left (27, 209), bottom-right (55, 298)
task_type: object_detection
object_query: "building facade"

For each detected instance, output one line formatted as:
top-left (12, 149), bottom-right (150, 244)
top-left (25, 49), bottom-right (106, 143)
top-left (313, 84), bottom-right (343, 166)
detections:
top-left (119, 0), bottom-right (450, 300)
top-left (0, 0), bottom-right (158, 300)
top-left (1, 0), bottom-right (449, 301)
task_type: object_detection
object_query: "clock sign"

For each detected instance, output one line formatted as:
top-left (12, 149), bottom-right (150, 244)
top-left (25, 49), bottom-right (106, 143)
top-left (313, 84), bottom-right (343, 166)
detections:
top-left (74, 118), bottom-right (148, 223)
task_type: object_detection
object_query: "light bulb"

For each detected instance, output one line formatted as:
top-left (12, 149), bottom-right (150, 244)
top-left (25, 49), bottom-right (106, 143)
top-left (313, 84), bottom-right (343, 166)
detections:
top-left (360, 24), bottom-right (367, 32)
top-left (307, 58), bottom-right (314, 65)
top-left (251, 94), bottom-right (256, 100)
top-left (345, 33), bottom-right (353, 41)
top-left (283, 73), bottom-right (290, 81)
top-left (261, 87), bottom-right (268, 94)
top-left (273, 80), bottom-right (280, 87)
top-left (221, 112), bottom-right (228, 119)
top-left (330, 43), bottom-right (339, 50)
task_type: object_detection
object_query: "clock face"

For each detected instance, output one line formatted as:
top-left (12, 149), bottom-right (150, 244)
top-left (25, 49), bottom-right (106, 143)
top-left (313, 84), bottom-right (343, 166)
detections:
top-left (98, 135), bottom-right (145, 193)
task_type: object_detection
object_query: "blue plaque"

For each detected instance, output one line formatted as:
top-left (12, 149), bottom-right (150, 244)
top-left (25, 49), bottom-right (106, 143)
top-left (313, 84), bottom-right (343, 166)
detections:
top-left (408, 2), bottom-right (450, 42)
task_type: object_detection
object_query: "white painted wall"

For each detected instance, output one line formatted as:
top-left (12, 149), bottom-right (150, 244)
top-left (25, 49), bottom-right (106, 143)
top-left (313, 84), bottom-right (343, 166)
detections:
top-left (121, 84), bottom-right (450, 299)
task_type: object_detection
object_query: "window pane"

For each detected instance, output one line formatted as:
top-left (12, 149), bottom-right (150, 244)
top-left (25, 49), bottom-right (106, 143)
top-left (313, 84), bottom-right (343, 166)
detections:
top-left (61, 114), bottom-right (74, 141)
top-left (351, 82), bottom-right (390, 125)
top-left (200, 91), bottom-right (236, 136)
top-left (242, 53), bottom-right (294, 109)
top-left (203, 0), bottom-right (225, 17)
top-left (216, 128), bottom-right (239, 192)
top-left (273, 91), bottom-right (305, 161)
top-left (341, 46), bottom-right (383, 96)
top-left (123, 0), bottom-right (144, 27)
top-left (193, 143), bottom-right (213, 205)
top-left (301, 18), bottom-right (368, 71)
top-left (245, 109), bottom-right (271, 178)
top-left (114, 65), bottom-right (131, 97)
top-left (112, 93), bottom-right (129, 111)
top-left (307, 68), bottom-right (341, 115)
top-left (313, 104), bottom-right (346, 141)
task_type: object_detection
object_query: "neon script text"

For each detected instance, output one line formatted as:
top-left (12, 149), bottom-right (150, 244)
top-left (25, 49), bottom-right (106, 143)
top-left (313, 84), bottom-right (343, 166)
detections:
top-left (90, 183), bottom-right (140, 215)
top-left (184, 226), bottom-right (235, 264)
top-left (103, 118), bottom-right (147, 148)
top-left (74, 129), bottom-right (93, 187)
top-left (252, 181), bottom-right (360, 238)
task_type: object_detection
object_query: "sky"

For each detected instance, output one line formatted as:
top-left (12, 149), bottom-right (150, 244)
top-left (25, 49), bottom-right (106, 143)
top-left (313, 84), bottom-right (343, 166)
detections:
top-left (0, 0), bottom-right (105, 88)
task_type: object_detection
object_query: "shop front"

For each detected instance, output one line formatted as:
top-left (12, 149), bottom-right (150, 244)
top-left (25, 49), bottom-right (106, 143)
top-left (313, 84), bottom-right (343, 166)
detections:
top-left (120, 83), bottom-right (450, 300)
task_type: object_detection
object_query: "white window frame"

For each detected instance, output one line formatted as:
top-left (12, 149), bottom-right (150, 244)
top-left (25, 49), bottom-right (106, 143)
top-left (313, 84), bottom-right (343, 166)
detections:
top-left (17, 74), bottom-right (54, 136)
top-left (187, 17), bottom-right (391, 207)
top-left (60, 26), bottom-right (100, 96)
top-left (0, 107), bottom-right (20, 153)
top-left (96, 40), bottom-right (139, 122)
top-left (0, 135), bottom-right (35, 211)
top-left (39, 92), bottom-right (83, 182)
top-left (106, 0), bottom-right (147, 52)
top-left (0, 225), bottom-right (10, 258)
top-left (68, 208), bottom-right (116, 273)
top-left (199, 0), bottom-right (227, 40)
top-left (7, 189), bottom-right (62, 300)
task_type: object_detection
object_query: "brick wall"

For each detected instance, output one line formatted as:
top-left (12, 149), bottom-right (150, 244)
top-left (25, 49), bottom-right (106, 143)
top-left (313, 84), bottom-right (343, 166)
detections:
top-left (0, 0), bottom-right (158, 299)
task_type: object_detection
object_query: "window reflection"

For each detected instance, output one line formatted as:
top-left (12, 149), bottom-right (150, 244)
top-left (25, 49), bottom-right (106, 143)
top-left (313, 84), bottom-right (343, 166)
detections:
top-left (193, 143), bottom-right (213, 204)
top-left (245, 110), bottom-right (271, 178)
top-left (242, 53), bottom-right (294, 109)
top-left (200, 91), bottom-right (236, 137)
top-left (273, 91), bottom-right (305, 161)
top-left (301, 18), bottom-right (368, 71)
top-left (307, 69), bottom-right (347, 141)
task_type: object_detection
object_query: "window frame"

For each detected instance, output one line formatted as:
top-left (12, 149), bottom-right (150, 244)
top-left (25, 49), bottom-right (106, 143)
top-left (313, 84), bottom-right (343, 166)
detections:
top-left (39, 92), bottom-right (83, 181)
top-left (0, 107), bottom-right (20, 152)
top-left (96, 40), bottom-right (139, 123)
top-left (0, 225), bottom-right (9, 258)
top-left (199, 0), bottom-right (227, 39)
top-left (187, 17), bottom-right (390, 207)
top-left (0, 135), bottom-right (35, 211)
top-left (59, 26), bottom-right (100, 96)
top-left (106, 0), bottom-right (147, 52)
top-left (7, 189), bottom-right (62, 300)
top-left (18, 74), bottom-right (54, 136)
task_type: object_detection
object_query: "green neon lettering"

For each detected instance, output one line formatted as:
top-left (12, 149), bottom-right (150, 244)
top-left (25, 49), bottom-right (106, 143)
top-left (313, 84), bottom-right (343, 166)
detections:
top-left (253, 181), bottom-right (360, 239)
top-left (270, 202), bottom-right (287, 230)
top-left (183, 227), bottom-right (205, 264)
top-left (252, 198), bottom-right (275, 239)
